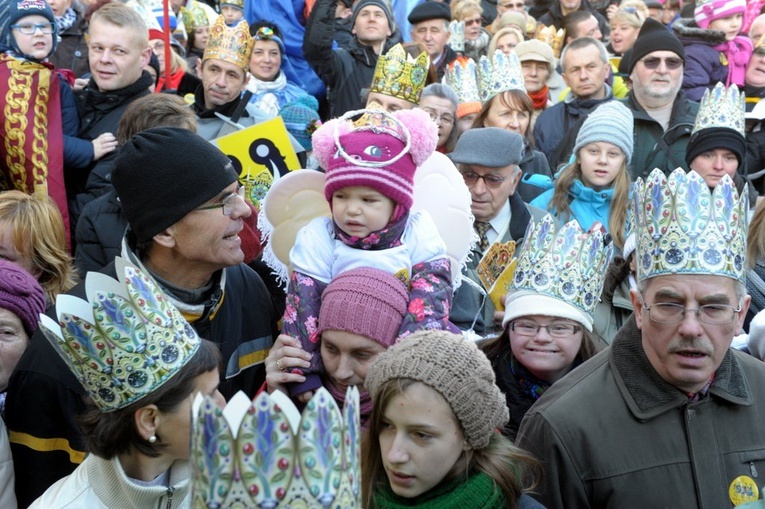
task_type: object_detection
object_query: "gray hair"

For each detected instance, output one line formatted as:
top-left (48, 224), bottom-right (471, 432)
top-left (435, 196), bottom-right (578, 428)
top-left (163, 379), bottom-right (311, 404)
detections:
top-left (560, 37), bottom-right (608, 73)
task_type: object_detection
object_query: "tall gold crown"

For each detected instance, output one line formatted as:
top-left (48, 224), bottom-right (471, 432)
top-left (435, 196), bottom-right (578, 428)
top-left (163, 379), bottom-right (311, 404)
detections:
top-left (692, 82), bottom-right (745, 137)
top-left (477, 51), bottom-right (526, 103)
top-left (535, 25), bottom-right (565, 59)
top-left (370, 43), bottom-right (430, 105)
top-left (180, 2), bottom-right (209, 33)
top-left (203, 15), bottom-right (254, 71)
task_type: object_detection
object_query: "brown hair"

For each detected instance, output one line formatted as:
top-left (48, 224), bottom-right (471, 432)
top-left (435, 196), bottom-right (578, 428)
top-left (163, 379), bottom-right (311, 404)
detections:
top-left (472, 90), bottom-right (535, 147)
top-left (78, 338), bottom-right (221, 459)
top-left (361, 378), bottom-right (540, 508)
top-left (116, 94), bottom-right (197, 145)
top-left (547, 156), bottom-right (631, 251)
top-left (747, 198), bottom-right (765, 269)
top-left (0, 191), bottom-right (77, 302)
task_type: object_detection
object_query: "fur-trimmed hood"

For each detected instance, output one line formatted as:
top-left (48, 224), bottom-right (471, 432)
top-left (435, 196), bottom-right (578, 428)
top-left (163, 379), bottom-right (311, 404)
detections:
top-left (672, 17), bottom-right (727, 46)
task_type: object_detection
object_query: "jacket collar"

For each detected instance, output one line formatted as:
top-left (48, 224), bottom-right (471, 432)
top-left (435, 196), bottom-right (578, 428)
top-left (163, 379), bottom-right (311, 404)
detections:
top-left (508, 192), bottom-right (532, 240)
top-left (610, 315), bottom-right (753, 421)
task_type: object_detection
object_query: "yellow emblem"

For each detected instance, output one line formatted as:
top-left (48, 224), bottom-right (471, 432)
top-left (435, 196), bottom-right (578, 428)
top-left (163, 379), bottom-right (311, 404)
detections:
top-left (729, 475), bottom-right (759, 506)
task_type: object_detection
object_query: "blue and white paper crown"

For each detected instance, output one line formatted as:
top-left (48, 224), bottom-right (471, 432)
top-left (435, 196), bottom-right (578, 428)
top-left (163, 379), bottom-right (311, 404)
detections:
top-left (692, 82), bottom-right (745, 137)
top-left (38, 257), bottom-right (201, 412)
top-left (633, 168), bottom-right (748, 282)
top-left (448, 20), bottom-right (465, 53)
top-left (510, 215), bottom-right (612, 317)
top-left (191, 388), bottom-right (361, 508)
top-left (443, 58), bottom-right (481, 105)
top-left (477, 51), bottom-right (526, 103)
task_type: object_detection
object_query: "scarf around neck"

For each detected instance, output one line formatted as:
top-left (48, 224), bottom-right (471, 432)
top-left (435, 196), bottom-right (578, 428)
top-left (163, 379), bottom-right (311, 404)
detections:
top-left (527, 86), bottom-right (549, 110)
top-left (333, 212), bottom-right (408, 250)
top-left (373, 472), bottom-right (504, 509)
top-left (324, 376), bottom-right (373, 427)
top-left (510, 355), bottom-right (552, 400)
top-left (55, 8), bottom-right (78, 33)
top-left (715, 36), bottom-right (753, 88)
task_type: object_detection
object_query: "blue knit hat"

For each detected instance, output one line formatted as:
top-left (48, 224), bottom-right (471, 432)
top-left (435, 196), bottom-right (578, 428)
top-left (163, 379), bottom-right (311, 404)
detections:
top-left (1, 0), bottom-right (58, 61)
top-left (279, 96), bottom-right (321, 151)
top-left (573, 101), bottom-right (634, 165)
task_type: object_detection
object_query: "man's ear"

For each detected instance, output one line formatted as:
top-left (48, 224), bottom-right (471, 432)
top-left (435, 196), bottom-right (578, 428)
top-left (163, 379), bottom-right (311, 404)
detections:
top-left (140, 45), bottom-right (152, 68)
top-left (153, 226), bottom-right (177, 249)
top-left (630, 288), bottom-right (643, 330)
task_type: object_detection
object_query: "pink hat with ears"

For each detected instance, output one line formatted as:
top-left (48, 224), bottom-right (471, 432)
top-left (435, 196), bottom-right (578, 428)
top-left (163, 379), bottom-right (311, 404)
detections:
top-left (311, 108), bottom-right (437, 211)
top-left (694, 0), bottom-right (746, 29)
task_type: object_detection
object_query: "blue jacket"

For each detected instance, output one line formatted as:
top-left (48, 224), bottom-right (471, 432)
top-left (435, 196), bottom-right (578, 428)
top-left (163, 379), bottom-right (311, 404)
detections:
top-left (673, 18), bottom-right (727, 102)
top-left (531, 178), bottom-right (614, 232)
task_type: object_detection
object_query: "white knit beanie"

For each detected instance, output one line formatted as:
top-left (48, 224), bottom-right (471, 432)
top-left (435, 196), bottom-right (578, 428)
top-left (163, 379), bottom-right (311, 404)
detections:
top-left (572, 101), bottom-right (634, 165)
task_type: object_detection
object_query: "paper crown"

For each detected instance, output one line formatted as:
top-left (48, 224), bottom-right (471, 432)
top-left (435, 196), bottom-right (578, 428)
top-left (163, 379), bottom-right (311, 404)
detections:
top-left (443, 58), bottom-right (481, 110)
top-left (371, 44), bottom-right (430, 105)
top-left (191, 388), bottom-right (361, 508)
top-left (203, 15), bottom-right (254, 71)
top-left (221, 0), bottom-right (244, 9)
top-left (38, 258), bottom-right (201, 412)
top-left (180, 2), bottom-right (209, 33)
top-left (633, 168), bottom-right (748, 282)
top-left (692, 82), bottom-right (745, 137)
top-left (510, 215), bottom-right (613, 317)
top-left (535, 25), bottom-right (565, 59)
top-left (477, 51), bottom-right (525, 103)
top-left (448, 20), bottom-right (465, 52)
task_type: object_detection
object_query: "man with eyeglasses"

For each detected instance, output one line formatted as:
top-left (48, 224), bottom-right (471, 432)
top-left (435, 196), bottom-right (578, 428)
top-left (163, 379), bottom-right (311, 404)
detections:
top-left (623, 17), bottom-right (698, 180)
top-left (448, 128), bottom-right (553, 335)
top-left (517, 168), bottom-right (765, 508)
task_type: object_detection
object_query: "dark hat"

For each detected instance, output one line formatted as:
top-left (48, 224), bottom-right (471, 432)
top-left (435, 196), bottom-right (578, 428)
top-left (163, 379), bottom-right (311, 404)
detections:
top-left (0, 260), bottom-right (45, 337)
top-left (685, 127), bottom-right (746, 174)
top-left (616, 48), bottom-right (632, 78)
top-left (628, 17), bottom-right (684, 74)
top-left (2, 0), bottom-right (58, 61)
top-left (448, 127), bottom-right (524, 167)
top-left (351, 0), bottom-right (394, 31)
top-left (408, 1), bottom-right (451, 24)
top-left (113, 127), bottom-right (239, 243)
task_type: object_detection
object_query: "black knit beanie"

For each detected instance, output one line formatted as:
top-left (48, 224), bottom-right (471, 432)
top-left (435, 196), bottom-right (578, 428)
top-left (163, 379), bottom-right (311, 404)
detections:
top-left (685, 127), bottom-right (746, 174)
top-left (628, 17), bottom-right (685, 74)
top-left (113, 127), bottom-right (239, 243)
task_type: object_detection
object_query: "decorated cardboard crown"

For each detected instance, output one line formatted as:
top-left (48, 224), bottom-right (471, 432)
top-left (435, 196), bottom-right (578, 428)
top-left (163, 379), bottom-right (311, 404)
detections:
top-left (179, 2), bottom-right (209, 33)
top-left (221, 0), bottom-right (244, 9)
top-left (535, 25), bottom-right (565, 59)
top-left (633, 168), bottom-right (748, 282)
top-left (38, 258), bottom-right (201, 412)
top-left (448, 20), bottom-right (465, 52)
top-left (692, 82), bottom-right (745, 137)
top-left (203, 15), bottom-right (254, 71)
top-left (510, 215), bottom-right (612, 317)
top-left (191, 388), bottom-right (361, 508)
top-left (477, 51), bottom-right (525, 103)
top-left (443, 58), bottom-right (481, 106)
top-left (370, 43), bottom-right (430, 105)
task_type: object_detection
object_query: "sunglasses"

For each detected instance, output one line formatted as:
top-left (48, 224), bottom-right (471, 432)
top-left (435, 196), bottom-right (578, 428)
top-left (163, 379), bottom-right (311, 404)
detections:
top-left (639, 56), bottom-right (683, 70)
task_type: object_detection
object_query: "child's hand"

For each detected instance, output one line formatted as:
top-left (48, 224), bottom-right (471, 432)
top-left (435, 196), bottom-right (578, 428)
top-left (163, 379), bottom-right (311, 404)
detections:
top-left (73, 78), bottom-right (90, 91)
top-left (296, 390), bottom-right (315, 404)
top-left (92, 133), bottom-right (118, 161)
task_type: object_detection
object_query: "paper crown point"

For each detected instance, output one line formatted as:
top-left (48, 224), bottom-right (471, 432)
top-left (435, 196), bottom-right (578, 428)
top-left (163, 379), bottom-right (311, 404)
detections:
top-left (692, 82), bottom-right (745, 137)
top-left (477, 50), bottom-right (526, 103)
top-left (443, 57), bottom-right (481, 105)
top-left (370, 43), bottom-right (430, 105)
top-left (179, 2), bottom-right (209, 33)
top-left (38, 257), bottom-right (201, 412)
top-left (535, 25), bottom-right (565, 59)
top-left (449, 20), bottom-right (465, 52)
top-left (633, 168), bottom-right (748, 282)
top-left (191, 388), bottom-right (361, 508)
top-left (203, 15), bottom-right (254, 71)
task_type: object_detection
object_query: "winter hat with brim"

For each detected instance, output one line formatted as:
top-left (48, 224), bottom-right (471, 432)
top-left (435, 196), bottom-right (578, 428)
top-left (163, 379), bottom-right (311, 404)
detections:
top-left (365, 330), bottom-right (509, 450)
top-left (502, 291), bottom-right (593, 331)
top-left (0, 260), bottom-right (45, 337)
top-left (694, 0), bottom-right (746, 29)
top-left (351, 0), bottom-right (394, 31)
top-left (629, 17), bottom-right (684, 73)
top-left (2, 0), bottom-right (58, 60)
top-left (572, 101), bottom-right (634, 164)
top-left (113, 127), bottom-right (239, 243)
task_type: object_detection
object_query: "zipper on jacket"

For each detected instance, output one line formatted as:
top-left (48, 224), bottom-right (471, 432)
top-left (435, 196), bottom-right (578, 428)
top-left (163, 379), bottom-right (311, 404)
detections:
top-left (750, 461), bottom-right (759, 478)
top-left (163, 486), bottom-right (175, 509)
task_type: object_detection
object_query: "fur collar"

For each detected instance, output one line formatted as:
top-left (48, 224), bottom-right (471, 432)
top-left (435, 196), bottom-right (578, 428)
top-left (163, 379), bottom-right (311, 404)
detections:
top-left (672, 17), bottom-right (727, 46)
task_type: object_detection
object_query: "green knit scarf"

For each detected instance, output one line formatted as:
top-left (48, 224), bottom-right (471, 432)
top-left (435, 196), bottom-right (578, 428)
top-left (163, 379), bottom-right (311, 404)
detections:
top-left (372, 471), bottom-right (505, 509)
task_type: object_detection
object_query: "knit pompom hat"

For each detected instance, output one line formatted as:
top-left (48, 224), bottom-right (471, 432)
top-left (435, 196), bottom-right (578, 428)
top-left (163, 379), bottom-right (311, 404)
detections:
top-left (318, 267), bottom-right (408, 347)
top-left (312, 108), bottom-right (438, 211)
top-left (0, 260), bottom-right (46, 337)
top-left (365, 330), bottom-right (509, 449)
top-left (279, 96), bottom-right (321, 152)
top-left (572, 101), bottom-right (634, 165)
top-left (694, 0), bottom-right (746, 29)
top-left (2, 0), bottom-right (58, 60)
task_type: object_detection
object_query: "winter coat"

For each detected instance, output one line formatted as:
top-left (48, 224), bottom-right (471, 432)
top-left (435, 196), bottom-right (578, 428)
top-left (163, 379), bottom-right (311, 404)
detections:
top-left (30, 455), bottom-right (189, 509)
top-left (537, 0), bottom-right (610, 39)
top-left (6, 240), bottom-right (278, 507)
top-left (673, 18), bottom-right (728, 102)
top-left (48, 2), bottom-right (89, 78)
top-left (517, 315), bottom-right (765, 509)
top-left (516, 144), bottom-right (553, 202)
top-left (450, 193), bottom-right (553, 336)
top-left (531, 178), bottom-right (615, 232)
top-left (74, 190), bottom-right (125, 278)
top-left (622, 90), bottom-right (698, 180)
top-left (486, 344), bottom-right (540, 442)
top-left (434, 45), bottom-right (458, 82)
top-left (0, 421), bottom-right (15, 509)
top-left (303, 0), bottom-right (397, 118)
top-left (592, 276), bottom-right (633, 344)
top-left (246, 72), bottom-right (312, 118)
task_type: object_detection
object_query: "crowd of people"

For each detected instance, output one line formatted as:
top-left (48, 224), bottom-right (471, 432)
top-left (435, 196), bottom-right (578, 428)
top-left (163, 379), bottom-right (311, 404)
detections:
top-left (2, 0), bottom-right (765, 507)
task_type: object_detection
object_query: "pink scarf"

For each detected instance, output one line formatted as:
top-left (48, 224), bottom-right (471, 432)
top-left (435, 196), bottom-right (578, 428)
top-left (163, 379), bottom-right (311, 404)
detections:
top-left (715, 36), bottom-right (753, 87)
top-left (324, 376), bottom-right (374, 428)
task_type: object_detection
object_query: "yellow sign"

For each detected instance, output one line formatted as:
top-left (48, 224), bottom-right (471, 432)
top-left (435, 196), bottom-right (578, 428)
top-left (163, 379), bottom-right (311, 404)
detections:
top-left (214, 117), bottom-right (300, 210)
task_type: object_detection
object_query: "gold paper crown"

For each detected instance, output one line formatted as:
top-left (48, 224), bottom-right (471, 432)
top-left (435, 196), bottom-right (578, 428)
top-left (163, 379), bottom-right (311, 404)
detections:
top-left (477, 51), bottom-right (525, 103)
top-left (535, 25), bottom-right (565, 59)
top-left (692, 82), bottom-right (745, 137)
top-left (370, 43), bottom-right (430, 105)
top-left (38, 258), bottom-right (201, 412)
top-left (180, 2), bottom-right (209, 33)
top-left (443, 58), bottom-right (481, 105)
top-left (510, 215), bottom-right (612, 317)
top-left (633, 168), bottom-right (748, 282)
top-left (191, 388), bottom-right (361, 508)
top-left (203, 15), bottom-right (254, 71)
top-left (221, 0), bottom-right (244, 9)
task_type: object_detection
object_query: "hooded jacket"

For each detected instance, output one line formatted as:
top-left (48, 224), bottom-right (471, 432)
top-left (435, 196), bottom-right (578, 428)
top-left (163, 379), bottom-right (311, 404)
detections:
top-left (673, 17), bottom-right (729, 102)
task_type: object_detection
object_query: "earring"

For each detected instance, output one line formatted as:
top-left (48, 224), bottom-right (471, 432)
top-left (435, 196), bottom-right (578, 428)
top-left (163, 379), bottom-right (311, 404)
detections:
top-left (148, 435), bottom-right (157, 443)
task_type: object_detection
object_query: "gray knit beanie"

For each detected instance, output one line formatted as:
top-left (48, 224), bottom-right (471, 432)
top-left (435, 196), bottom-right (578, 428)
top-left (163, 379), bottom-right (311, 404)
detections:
top-left (351, 0), bottom-right (394, 32)
top-left (572, 101), bottom-right (634, 165)
top-left (365, 330), bottom-right (508, 449)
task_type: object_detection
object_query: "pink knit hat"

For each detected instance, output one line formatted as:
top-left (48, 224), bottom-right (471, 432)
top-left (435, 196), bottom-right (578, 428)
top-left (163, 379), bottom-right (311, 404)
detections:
top-left (312, 108), bottom-right (437, 211)
top-left (318, 267), bottom-right (408, 347)
top-left (694, 0), bottom-right (745, 29)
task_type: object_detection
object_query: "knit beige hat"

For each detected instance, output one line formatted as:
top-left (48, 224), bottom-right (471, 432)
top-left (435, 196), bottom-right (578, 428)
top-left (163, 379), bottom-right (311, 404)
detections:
top-left (365, 330), bottom-right (508, 449)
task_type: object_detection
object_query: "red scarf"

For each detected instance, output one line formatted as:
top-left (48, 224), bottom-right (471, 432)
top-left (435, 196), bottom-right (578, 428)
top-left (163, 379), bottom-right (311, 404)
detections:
top-left (155, 68), bottom-right (185, 93)
top-left (528, 86), bottom-right (550, 110)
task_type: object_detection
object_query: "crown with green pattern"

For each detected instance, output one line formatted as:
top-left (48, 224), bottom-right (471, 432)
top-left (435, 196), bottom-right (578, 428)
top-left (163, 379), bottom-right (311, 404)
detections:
top-left (38, 257), bottom-right (200, 412)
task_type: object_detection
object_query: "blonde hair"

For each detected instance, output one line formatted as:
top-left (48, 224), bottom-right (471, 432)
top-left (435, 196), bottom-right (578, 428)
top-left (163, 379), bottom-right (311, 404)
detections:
top-left (90, 3), bottom-right (149, 46)
top-left (488, 26), bottom-right (525, 55)
top-left (610, 2), bottom-right (648, 29)
top-left (0, 191), bottom-right (78, 301)
top-left (451, 0), bottom-right (483, 21)
top-left (747, 199), bottom-right (765, 269)
top-left (547, 153), bottom-right (631, 251)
